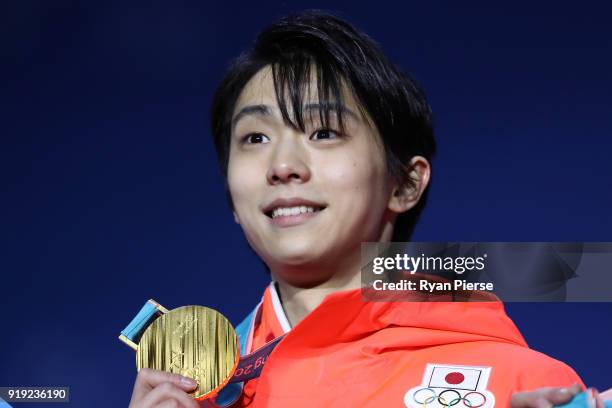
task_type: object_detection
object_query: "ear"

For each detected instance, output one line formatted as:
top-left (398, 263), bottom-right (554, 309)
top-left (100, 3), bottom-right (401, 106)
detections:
top-left (387, 156), bottom-right (431, 214)
top-left (233, 211), bottom-right (241, 224)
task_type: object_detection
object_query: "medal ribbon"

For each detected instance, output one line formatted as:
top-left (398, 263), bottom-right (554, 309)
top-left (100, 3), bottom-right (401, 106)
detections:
top-left (229, 335), bottom-right (284, 383)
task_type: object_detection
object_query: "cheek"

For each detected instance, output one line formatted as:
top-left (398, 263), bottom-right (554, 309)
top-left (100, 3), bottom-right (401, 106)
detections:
top-left (319, 149), bottom-right (391, 236)
top-left (227, 158), bottom-right (257, 211)
top-left (322, 155), bottom-right (385, 198)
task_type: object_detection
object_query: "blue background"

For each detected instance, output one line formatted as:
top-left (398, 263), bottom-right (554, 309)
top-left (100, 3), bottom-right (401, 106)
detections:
top-left (1, 1), bottom-right (610, 406)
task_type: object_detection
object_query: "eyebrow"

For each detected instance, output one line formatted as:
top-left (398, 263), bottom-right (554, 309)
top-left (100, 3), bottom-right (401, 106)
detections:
top-left (231, 102), bottom-right (360, 129)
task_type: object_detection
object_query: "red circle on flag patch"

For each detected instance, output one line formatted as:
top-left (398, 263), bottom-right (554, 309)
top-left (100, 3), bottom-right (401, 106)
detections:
top-left (445, 372), bottom-right (465, 385)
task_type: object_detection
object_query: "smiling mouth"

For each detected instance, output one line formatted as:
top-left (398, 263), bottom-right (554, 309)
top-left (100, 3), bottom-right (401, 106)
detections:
top-left (264, 205), bottom-right (326, 219)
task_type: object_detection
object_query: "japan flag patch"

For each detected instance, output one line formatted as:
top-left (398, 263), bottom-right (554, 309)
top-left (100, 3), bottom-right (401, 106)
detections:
top-left (404, 363), bottom-right (495, 407)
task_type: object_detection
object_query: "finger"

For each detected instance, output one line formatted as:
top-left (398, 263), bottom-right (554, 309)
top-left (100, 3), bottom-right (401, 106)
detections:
top-left (511, 387), bottom-right (551, 408)
top-left (141, 382), bottom-right (199, 408)
top-left (511, 393), bottom-right (554, 408)
top-left (154, 400), bottom-right (181, 408)
top-left (592, 388), bottom-right (603, 408)
top-left (133, 368), bottom-right (198, 401)
top-left (541, 383), bottom-right (583, 405)
top-left (511, 385), bottom-right (582, 408)
top-left (600, 388), bottom-right (612, 401)
top-left (153, 399), bottom-right (194, 408)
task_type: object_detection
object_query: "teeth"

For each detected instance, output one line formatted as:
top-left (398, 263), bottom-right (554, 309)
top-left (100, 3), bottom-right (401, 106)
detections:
top-left (271, 206), bottom-right (319, 218)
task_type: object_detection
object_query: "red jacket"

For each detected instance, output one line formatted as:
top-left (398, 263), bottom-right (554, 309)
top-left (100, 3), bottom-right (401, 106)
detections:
top-left (227, 283), bottom-right (582, 407)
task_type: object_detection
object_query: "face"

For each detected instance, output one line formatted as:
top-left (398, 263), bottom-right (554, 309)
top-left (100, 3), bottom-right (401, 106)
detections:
top-left (227, 66), bottom-right (399, 285)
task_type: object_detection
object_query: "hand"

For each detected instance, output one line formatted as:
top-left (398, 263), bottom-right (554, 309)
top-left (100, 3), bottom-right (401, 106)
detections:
top-left (511, 384), bottom-right (608, 408)
top-left (128, 368), bottom-right (200, 408)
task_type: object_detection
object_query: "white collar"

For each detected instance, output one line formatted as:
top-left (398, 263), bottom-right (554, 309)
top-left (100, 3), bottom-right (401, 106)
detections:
top-left (269, 281), bottom-right (292, 333)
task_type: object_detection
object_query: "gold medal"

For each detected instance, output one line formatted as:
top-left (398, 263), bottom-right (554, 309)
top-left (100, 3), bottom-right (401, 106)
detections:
top-left (120, 302), bottom-right (240, 401)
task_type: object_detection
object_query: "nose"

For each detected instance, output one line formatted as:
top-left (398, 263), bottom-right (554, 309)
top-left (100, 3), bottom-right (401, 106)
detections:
top-left (266, 136), bottom-right (311, 185)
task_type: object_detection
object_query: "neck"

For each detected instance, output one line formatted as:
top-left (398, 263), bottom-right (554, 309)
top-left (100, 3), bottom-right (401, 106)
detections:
top-left (275, 267), bottom-right (362, 327)
top-left (270, 213), bottom-right (396, 327)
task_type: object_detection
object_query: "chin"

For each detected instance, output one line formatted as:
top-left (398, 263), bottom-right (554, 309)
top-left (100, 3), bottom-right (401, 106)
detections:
top-left (265, 235), bottom-right (325, 262)
top-left (274, 266), bottom-right (336, 289)
top-left (271, 248), bottom-right (322, 266)
top-left (271, 249), bottom-right (349, 287)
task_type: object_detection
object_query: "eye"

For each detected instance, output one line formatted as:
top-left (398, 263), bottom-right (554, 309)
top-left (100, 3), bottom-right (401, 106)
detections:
top-left (310, 129), bottom-right (340, 141)
top-left (243, 132), bottom-right (270, 144)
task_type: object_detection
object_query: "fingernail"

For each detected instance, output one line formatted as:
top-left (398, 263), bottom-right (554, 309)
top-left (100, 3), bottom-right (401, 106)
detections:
top-left (559, 384), bottom-right (581, 396)
top-left (180, 376), bottom-right (197, 387)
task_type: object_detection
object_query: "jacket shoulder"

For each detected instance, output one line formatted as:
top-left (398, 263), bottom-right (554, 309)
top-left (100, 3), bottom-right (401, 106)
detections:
top-left (476, 341), bottom-right (583, 389)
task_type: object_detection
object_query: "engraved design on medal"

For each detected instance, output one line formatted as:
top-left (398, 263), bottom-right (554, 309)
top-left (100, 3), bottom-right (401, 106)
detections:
top-left (136, 306), bottom-right (239, 400)
top-left (182, 365), bottom-right (206, 379)
top-left (172, 315), bottom-right (196, 338)
top-left (169, 350), bottom-right (185, 371)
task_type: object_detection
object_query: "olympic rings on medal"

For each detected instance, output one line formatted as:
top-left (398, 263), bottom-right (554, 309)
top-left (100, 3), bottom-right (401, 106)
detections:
top-left (411, 388), bottom-right (488, 407)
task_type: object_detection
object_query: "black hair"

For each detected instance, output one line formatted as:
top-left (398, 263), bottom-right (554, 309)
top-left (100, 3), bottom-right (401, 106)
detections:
top-left (210, 10), bottom-right (436, 241)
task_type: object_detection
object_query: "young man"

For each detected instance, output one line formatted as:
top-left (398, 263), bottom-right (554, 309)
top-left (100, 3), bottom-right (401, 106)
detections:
top-left (129, 11), bottom-right (597, 408)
